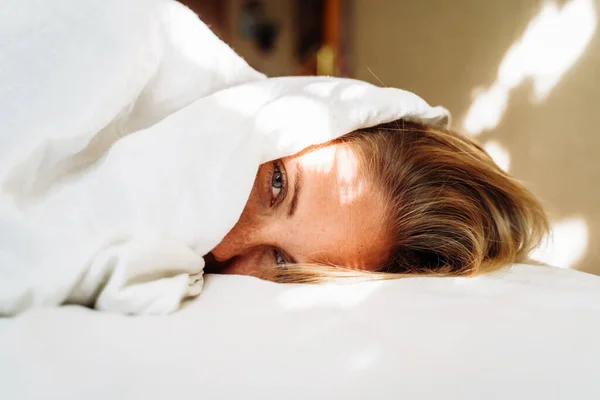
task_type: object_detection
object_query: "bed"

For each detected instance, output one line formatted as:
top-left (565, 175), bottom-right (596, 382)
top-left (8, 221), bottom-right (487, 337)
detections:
top-left (1, 1), bottom-right (599, 398)
top-left (1, 264), bottom-right (600, 399)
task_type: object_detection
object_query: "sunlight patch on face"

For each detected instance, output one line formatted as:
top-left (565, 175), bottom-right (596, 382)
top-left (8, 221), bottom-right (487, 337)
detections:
top-left (277, 281), bottom-right (383, 310)
top-left (334, 146), bottom-right (365, 204)
top-left (462, 0), bottom-right (597, 136)
top-left (298, 144), bottom-right (365, 204)
top-left (483, 140), bottom-right (511, 172)
top-left (300, 145), bottom-right (337, 175)
top-left (529, 216), bottom-right (589, 269)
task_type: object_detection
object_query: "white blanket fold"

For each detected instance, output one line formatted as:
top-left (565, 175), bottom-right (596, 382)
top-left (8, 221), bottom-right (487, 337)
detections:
top-left (0, 0), bottom-right (449, 315)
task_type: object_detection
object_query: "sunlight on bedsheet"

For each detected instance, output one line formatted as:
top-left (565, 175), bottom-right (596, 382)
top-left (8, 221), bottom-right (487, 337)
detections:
top-left (462, 0), bottom-right (597, 136)
top-left (277, 281), bottom-right (382, 310)
top-left (348, 345), bottom-right (381, 372)
top-left (339, 85), bottom-right (369, 101)
top-left (305, 81), bottom-right (340, 97)
top-left (529, 217), bottom-right (589, 269)
top-left (215, 85), bottom-right (273, 117)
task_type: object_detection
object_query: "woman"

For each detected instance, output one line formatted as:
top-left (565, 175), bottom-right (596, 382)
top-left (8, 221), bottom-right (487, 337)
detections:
top-left (0, 0), bottom-right (549, 316)
top-left (207, 119), bottom-right (548, 282)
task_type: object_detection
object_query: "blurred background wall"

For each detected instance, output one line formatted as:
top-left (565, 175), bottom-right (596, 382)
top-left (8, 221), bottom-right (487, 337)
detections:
top-left (182, 0), bottom-right (599, 275)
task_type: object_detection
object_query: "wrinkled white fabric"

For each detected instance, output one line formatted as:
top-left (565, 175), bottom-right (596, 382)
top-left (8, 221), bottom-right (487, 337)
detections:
top-left (0, 0), bottom-right (449, 315)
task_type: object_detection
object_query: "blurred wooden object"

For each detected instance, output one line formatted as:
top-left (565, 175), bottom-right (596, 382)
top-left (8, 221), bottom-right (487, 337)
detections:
top-left (317, 0), bottom-right (340, 75)
top-left (178, 0), bottom-right (352, 77)
top-left (295, 0), bottom-right (349, 76)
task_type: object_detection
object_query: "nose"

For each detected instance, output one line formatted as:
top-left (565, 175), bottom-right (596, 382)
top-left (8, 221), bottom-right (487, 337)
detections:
top-left (211, 210), bottom-right (271, 262)
top-left (212, 228), bottom-right (253, 262)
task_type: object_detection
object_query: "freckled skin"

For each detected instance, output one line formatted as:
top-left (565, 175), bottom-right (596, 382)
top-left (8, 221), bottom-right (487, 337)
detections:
top-left (210, 143), bottom-right (390, 276)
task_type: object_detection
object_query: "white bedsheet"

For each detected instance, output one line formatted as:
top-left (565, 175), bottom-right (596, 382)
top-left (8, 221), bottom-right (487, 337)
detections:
top-left (1, 264), bottom-right (599, 399)
top-left (0, 0), bottom-right (448, 315)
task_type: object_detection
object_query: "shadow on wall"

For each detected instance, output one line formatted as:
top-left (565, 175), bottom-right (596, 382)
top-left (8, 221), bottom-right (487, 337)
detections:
top-left (353, 0), bottom-right (600, 275)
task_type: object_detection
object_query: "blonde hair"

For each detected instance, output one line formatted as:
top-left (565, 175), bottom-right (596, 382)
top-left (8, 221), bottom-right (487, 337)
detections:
top-left (261, 120), bottom-right (548, 283)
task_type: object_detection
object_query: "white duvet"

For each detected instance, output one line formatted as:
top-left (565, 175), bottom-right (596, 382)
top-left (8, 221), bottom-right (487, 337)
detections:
top-left (0, 0), bottom-right (448, 315)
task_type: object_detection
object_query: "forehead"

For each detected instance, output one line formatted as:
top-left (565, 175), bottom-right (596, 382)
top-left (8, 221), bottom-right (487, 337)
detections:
top-left (286, 143), bottom-right (390, 269)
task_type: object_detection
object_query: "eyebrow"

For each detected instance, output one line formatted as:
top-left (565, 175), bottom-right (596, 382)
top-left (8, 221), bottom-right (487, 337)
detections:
top-left (287, 164), bottom-right (304, 218)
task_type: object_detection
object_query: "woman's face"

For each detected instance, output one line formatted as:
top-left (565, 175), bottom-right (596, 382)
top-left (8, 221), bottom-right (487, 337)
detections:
top-left (209, 143), bottom-right (390, 276)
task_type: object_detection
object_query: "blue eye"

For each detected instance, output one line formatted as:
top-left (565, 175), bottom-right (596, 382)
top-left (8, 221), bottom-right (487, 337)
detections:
top-left (272, 166), bottom-right (283, 189)
top-left (273, 248), bottom-right (287, 267)
top-left (272, 165), bottom-right (283, 188)
top-left (270, 163), bottom-right (285, 205)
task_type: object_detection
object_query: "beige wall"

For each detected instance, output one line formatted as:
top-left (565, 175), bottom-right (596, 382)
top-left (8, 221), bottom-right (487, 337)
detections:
top-left (352, 0), bottom-right (600, 274)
